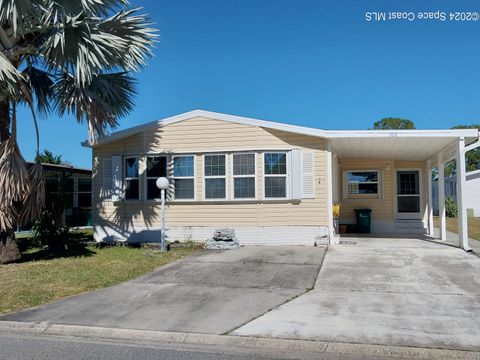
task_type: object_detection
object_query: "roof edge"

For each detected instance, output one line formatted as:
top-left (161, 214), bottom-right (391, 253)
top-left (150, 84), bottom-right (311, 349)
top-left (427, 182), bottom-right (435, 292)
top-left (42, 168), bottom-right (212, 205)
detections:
top-left (82, 109), bottom-right (329, 148)
top-left (81, 110), bottom-right (480, 148)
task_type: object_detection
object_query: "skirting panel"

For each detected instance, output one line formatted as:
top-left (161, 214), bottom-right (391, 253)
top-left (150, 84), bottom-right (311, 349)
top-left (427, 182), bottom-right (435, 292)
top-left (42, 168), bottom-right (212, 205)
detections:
top-left (94, 225), bottom-right (330, 246)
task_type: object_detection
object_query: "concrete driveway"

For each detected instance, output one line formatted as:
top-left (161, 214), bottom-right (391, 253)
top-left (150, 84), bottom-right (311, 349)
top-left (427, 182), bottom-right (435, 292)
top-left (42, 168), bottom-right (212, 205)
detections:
top-left (0, 246), bottom-right (325, 334)
top-left (233, 237), bottom-right (480, 351)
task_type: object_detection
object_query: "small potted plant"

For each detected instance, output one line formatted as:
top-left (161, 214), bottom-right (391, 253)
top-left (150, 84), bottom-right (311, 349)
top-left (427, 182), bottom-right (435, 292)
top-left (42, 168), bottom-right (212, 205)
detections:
top-left (333, 202), bottom-right (340, 234)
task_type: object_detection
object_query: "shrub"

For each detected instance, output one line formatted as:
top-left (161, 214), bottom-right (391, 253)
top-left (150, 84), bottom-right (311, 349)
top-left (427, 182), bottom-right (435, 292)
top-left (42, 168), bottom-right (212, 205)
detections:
top-left (32, 210), bottom-right (70, 249)
top-left (445, 197), bottom-right (458, 218)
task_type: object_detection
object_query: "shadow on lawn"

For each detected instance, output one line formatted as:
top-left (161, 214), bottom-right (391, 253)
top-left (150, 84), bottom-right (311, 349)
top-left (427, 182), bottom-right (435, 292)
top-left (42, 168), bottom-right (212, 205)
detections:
top-left (19, 245), bottom-right (96, 263)
top-left (16, 232), bottom-right (96, 263)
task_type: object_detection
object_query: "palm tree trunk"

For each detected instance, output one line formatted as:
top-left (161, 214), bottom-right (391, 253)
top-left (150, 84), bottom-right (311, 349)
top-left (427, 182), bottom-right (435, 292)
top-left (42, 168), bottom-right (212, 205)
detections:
top-left (0, 100), bottom-right (21, 263)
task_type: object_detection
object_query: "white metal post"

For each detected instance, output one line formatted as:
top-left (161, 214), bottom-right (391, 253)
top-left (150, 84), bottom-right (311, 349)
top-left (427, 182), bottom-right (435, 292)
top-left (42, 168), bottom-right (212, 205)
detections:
top-left (427, 163), bottom-right (434, 236)
top-left (437, 153), bottom-right (446, 241)
top-left (161, 188), bottom-right (166, 251)
top-left (326, 140), bottom-right (336, 244)
top-left (456, 137), bottom-right (471, 251)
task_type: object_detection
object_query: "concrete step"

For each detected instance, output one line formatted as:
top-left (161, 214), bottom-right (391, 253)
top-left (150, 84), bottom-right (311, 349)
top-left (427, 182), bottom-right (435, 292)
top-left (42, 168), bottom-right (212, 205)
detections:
top-left (395, 220), bottom-right (426, 234)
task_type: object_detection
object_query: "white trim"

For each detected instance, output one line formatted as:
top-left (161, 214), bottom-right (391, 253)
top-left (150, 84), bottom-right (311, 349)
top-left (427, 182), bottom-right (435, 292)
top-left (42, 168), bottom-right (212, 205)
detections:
top-left (83, 109), bottom-right (479, 148)
top-left (203, 153), bottom-right (228, 201)
top-left (263, 151), bottom-right (289, 200)
top-left (465, 138), bottom-right (480, 153)
top-left (438, 154), bottom-right (447, 241)
top-left (232, 152), bottom-right (257, 200)
top-left (426, 164), bottom-right (434, 236)
top-left (171, 154), bottom-right (196, 201)
top-left (326, 141), bottom-right (335, 243)
top-left (457, 138), bottom-right (471, 251)
top-left (327, 129), bottom-right (479, 138)
top-left (394, 168), bottom-right (423, 220)
top-left (466, 168), bottom-right (480, 178)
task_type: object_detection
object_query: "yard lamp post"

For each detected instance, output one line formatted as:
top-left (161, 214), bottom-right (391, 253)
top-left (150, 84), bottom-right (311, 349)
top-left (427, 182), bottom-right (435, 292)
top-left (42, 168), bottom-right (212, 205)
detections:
top-left (156, 177), bottom-right (169, 251)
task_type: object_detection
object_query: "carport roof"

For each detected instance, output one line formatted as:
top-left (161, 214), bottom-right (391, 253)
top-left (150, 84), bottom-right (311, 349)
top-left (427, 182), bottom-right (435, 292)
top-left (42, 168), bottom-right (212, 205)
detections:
top-left (83, 110), bottom-right (479, 160)
top-left (330, 135), bottom-right (476, 162)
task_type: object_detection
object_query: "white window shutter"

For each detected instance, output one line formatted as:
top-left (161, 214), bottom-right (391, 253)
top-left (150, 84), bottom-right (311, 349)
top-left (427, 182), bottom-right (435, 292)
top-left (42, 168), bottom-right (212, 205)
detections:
top-left (111, 155), bottom-right (123, 201)
top-left (302, 151), bottom-right (315, 198)
top-left (290, 149), bottom-right (302, 200)
top-left (102, 157), bottom-right (113, 201)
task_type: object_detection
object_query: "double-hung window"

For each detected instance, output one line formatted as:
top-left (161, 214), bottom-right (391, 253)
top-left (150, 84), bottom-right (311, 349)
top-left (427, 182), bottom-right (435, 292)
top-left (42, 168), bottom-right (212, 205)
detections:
top-left (173, 155), bottom-right (195, 200)
top-left (233, 153), bottom-right (256, 199)
top-left (345, 171), bottom-right (379, 196)
top-left (204, 154), bottom-right (226, 199)
top-left (124, 157), bottom-right (139, 200)
top-left (146, 156), bottom-right (167, 200)
top-left (264, 152), bottom-right (287, 198)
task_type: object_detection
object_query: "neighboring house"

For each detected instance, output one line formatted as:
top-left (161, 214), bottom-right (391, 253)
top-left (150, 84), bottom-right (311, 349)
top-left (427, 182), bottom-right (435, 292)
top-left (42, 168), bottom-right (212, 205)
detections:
top-left (84, 110), bottom-right (479, 248)
top-left (432, 171), bottom-right (480, 217)
top-left (24, 162), bottom-right (93, 228)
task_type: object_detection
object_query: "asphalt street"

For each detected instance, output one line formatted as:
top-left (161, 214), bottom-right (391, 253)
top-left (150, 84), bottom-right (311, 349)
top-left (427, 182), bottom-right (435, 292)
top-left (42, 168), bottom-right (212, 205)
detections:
top-left (0, 333), bottom-right (412, 360)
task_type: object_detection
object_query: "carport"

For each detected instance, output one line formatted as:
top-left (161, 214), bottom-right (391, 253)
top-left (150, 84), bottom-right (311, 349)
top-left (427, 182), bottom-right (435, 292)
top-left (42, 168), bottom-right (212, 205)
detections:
top-left (325, 128), bottom-right (480, 251)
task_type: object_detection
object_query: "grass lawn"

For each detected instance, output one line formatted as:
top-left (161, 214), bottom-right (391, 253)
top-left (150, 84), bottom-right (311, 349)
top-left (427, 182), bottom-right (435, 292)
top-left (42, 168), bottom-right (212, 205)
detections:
top-left (0, 242), bottom-right (200, 315)
top-left (433, 216), bottom-right (480, 241)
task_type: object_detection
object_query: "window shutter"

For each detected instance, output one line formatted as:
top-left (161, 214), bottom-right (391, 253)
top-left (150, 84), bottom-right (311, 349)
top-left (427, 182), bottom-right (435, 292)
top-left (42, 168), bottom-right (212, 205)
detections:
top-left (302, 151), bottom-right (315, 198)
top-left (102, 157), bottom-right (113, 201)
top-left (290, 149), bottom-right (302, 200)
top-left (111, 155), bottom-right (123, 202)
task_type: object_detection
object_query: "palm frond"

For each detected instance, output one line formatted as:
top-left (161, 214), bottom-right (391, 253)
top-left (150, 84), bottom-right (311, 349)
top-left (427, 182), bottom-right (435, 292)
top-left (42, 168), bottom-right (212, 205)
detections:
top-left (0, 0), bottom-right (42, 35)
top-left (41, 8), bottom-right (156, 85)
top-left (0, 203), bottom-right (17, 232)
top-left (18, 161), bottom-right (45, 226)
top-left (0, 139), bottom-right (30, 227)
top-left (54, 71), bottom-right (136, 142)
top-left (21, 65), bottom-right (54, 116)
top-left (99, 8), bottom-right (157, 70)
top-left (50, 0), bottom-right (128, 16)
top-left (0, 53), bottom-right (24, 97)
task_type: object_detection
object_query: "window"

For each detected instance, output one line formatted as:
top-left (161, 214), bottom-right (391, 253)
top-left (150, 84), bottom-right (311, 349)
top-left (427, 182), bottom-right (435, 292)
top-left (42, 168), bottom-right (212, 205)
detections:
top-left (264, 152), bottom-right (287, 198)
top-left (65, 178), bottom-right (74, 208)
top-left (204, 154), bottom-right (226, 199)
top-left (173, 155), bottom-right (195, 200)
top-left (346, 171), bottom-right (379, 195)
top-left (146, 156), bottom-right (167, 200)
top-left (77, 178), bottom-right (92, 208)
top-left (233, 153), bottom-right (255, 199)
top-left (124, 157), bottom-right (139, 200)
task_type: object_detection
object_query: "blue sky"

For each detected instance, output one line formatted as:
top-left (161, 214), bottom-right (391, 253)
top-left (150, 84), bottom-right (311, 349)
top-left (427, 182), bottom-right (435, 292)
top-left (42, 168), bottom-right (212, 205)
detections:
top-left (17, 0), bottom-right (480, 168)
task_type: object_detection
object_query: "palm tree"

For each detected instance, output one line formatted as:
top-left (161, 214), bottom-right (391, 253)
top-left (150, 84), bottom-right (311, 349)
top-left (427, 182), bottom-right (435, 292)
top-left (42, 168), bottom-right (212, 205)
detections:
top-left (35, 149), bottom-right (62, 164)
top-left (0, 0), bottom-right (156, 263)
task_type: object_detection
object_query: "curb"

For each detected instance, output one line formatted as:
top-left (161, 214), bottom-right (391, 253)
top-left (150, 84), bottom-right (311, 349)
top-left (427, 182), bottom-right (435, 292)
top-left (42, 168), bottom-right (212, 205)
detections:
top-left (1, 321), bottom-right (479, 360)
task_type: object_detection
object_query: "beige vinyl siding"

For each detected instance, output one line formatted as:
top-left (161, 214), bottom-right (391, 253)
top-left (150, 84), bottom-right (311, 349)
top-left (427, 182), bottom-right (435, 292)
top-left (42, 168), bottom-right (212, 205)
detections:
top-left (92, 117), bottom-right (329, 229)
top-left (338, 158), bottom-right (427, 223)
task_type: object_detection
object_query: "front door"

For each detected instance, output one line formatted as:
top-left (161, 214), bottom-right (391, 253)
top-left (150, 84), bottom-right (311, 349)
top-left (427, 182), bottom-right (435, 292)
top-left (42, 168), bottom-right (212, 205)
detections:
top-left (396, 170), bottom-right (422, 219)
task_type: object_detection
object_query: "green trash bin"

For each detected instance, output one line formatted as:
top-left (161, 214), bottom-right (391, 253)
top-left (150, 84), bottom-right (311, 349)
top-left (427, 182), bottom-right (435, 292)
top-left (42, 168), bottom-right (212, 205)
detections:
top-left (354, 208), bottom-right (372, 234)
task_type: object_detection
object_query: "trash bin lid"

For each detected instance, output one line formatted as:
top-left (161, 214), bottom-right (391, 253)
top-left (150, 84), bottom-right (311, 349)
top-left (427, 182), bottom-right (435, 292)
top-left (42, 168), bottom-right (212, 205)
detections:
top-left (354, 208), bottom-right (372, 212)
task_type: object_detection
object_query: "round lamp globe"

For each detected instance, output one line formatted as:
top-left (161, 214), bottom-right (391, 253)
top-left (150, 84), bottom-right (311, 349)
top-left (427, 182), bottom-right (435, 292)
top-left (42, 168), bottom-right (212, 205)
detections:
top-left (156, 177), bottom-right (169, 190)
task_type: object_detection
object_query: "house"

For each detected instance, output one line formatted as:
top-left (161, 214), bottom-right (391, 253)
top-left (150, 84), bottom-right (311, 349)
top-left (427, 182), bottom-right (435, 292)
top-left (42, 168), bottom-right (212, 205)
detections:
top-left (24, 162), bottom-right (92, 228)
top-left (432, 171), bottom-right (480, 217)
top-left (84, 110), bottom-right (479, 250)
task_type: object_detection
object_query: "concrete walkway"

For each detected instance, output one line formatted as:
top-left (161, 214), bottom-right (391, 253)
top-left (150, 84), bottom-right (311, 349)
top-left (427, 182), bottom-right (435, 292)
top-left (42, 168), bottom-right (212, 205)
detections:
top-left (0, 246), bottom-right (325, 334)
top-left (433, 227), bottom-right (480, 254)
top-left (232, 237), bottom-right (480, 351)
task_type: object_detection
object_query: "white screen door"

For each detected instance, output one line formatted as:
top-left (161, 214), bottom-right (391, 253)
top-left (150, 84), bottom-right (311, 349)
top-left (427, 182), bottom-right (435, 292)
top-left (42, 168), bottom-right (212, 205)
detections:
top-left (396, 170), bottom-right (422, 219)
